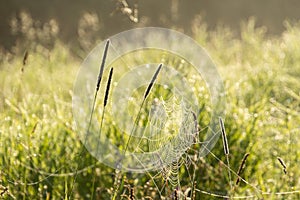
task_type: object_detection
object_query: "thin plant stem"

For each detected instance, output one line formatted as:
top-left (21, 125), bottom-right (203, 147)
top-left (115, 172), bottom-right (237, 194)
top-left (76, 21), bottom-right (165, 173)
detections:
top-left (69, 40), bottom-right (110, 199)
top-left (219, 117), bottom-right (233, 194)
top-left (91, 68), bottom-right (114, 200)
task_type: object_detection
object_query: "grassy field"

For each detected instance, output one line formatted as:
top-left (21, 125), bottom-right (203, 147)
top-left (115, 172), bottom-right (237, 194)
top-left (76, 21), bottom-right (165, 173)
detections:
top-left (0, 20), bottom-right (300, 199)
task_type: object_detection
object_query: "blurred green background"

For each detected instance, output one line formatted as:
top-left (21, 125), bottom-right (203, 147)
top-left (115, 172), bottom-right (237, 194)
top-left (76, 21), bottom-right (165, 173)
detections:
top-left (1, 0), bottom-right (300, 51)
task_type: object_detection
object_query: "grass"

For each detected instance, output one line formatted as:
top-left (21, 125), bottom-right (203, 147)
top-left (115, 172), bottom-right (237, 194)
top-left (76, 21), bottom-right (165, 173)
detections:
top-left (0, 20), bottom-right (300, 199)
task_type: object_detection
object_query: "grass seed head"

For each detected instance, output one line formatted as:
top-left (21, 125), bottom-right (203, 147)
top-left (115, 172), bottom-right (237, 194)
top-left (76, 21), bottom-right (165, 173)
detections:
top-left (104, 67), bottom-right (114, 107)
top-left (219, 117), bottom-right (229, 155)
top-left (144, 63), bottom-right (163, 99)
top-left (96, 39), bottom-right (110, 92)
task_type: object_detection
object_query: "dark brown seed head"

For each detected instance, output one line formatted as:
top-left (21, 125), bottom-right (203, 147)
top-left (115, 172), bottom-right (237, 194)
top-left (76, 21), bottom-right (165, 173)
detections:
top-left (104, 68), bottom-right (114, 107)
top-left (174, 189), bottom-right (178, 200)
top-left (96, 40), bottom-right (110, 92)
top-left (144, 63), bottom-right (163, 99)
top-left (236, 153), bottom-right (250, 185)
top-left (23, 50), bottom-right (28, 66)
top-left (130, 186), bottom-right (135, 200)
top-left (277, 157), bottom-right (287, 174)
top-left (0, 187), bottom-right (8, 196)
top-left (31, 122), bottom-right (38, 134)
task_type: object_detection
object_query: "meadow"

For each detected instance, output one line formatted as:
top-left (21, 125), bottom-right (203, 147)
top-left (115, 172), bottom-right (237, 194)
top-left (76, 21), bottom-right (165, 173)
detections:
top-left (0, 19), bottom-right (299, 199)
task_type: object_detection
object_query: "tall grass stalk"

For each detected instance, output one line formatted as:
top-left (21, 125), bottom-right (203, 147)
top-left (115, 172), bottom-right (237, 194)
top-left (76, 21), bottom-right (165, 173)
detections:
top-left (69, 40), bottom-right (110, 199)
top-left (191, 111), bottom-right (199, 200)
top-left (91, 67), bottom-right (114, 200)
top-left (219, 117), bottom-right (233, 193)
